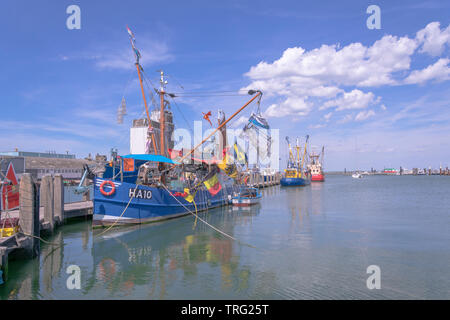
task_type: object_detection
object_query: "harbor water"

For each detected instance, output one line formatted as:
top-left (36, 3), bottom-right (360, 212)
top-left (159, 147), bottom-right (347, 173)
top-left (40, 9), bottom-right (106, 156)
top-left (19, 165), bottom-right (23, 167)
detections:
top-left (1, 175), bottom-right (449, 299)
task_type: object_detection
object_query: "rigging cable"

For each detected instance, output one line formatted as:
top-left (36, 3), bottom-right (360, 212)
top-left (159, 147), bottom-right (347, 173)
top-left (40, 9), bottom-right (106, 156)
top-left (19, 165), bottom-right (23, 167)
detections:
top-left (161, 183), bottom-right (257, 249)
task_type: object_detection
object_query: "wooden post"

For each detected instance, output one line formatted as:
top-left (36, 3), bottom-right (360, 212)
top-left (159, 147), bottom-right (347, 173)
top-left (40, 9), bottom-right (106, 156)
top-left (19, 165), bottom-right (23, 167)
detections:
top-left (19, 173), bottom-right (40, 258)
top-left (40, 175), bottom-right (54, 232)
top-left (0, 247), bottom-right (7, 284)
top-left (53, 175), bottom-right (64, 225)
top-left (82, 177), bottom-right (90, 202)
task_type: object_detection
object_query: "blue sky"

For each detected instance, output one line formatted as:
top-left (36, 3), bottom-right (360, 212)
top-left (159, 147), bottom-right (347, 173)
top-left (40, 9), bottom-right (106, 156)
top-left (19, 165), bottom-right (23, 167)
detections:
top-left (1, 0), bottom-right (449, 171)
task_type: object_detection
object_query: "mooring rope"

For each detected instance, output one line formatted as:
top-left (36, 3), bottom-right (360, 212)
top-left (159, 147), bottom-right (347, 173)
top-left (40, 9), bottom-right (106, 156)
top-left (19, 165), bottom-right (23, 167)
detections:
top-left (17, 230), bottom-right (63, 246)
top-left (192, 199), bottom-right (199, 230)
top-left (91, 180), bottom-right (255, 249)
top-left (94, 184), bottom-right (139, 236)
top-left (161, 184), bottom-right (238, 242)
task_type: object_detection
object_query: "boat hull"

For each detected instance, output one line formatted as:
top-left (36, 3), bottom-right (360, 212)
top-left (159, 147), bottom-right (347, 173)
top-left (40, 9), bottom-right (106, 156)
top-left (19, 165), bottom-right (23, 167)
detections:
top-left (232, 195), bottom-right (261, 206)
top-left (280, 177), bottom-right (311, 186)
top-left (93, 178), bottom-right (234, 228)
top-left (311, 174), bottom-right (325, 182)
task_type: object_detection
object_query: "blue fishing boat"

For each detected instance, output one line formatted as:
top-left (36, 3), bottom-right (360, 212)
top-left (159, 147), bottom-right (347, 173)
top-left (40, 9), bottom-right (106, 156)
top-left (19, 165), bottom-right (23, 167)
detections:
top-left (280, 176), bottom-right (311, 187)
top-left (280, 136), bottom-right (311, 187)
top-left (90, 27), bottom-right (263, 228)
top-left (93, 178), bottom-right (235, 227)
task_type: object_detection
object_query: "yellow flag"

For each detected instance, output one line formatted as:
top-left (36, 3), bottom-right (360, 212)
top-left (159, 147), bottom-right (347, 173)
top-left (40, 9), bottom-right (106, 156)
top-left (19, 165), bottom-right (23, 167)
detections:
top-left (218, 154), bottom-right (227, 171)
top-left (234, 143), bottom-right (247, 164)
top-left (203, 174), bottom-right (221, 196)
top-left (183, 188), bottom-right (195, 203)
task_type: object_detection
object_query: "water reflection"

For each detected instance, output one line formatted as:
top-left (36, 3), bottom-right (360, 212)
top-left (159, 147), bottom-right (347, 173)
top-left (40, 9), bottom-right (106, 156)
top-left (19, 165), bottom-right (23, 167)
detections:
top-left (88, 205), bottom-right (263, 298)
top-left (42, 232), bottom-right (64, 294)
top-left (5, 176), bottom-right (449, 299)
top-left (310, 182), bottom-right (324, 216)
top-left (2, 231), bottom-right (64, 300)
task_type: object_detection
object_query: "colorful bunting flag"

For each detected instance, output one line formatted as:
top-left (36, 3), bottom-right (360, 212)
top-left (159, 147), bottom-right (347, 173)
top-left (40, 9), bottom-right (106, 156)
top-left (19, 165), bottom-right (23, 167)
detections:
top-left (203, 173), bottom-right (222, 196)
top-left (126, 25), bottom-right (135, 41)
top-left (202, 111), bottom-right (213, 126)
top-left (174, 188), bottom-right (196, 203)
top-left (233, 142), bottom-right (247, 165)
top-left (218, 153), bottom-right (237, 179)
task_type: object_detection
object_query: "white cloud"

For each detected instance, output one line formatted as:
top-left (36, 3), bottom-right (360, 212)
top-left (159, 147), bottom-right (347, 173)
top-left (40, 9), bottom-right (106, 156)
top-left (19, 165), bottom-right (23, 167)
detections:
top-left (355, 110), bottom-right (376, 121)
top-left (242, 21), bottom-right (450, 123)
top-left (231, 116), bottom-right (249, 128)
top-left (337, 114), bottom-right (353, 124)
top-left (320, 89), bottom-right (376, 111)
top-left (416, 22), bottom-right (450, 56)
top-left (245, 35), bottom-right (417, 89)
top-left (309, 123), bottom-right (326, 129)
top-left (323, 112), bottom-right (333, 122)
top-left (404, 58), bottom-right (450, 84)
top-left (263, 96), bottom-right (311, 118)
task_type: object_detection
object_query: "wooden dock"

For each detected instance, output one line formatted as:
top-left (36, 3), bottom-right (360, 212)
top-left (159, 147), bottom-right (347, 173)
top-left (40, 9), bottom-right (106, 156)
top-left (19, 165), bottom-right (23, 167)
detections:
top-left (0, 173), bottom-right (92, 284)
top-left (5, 201), bottom-right (93, 229)
top-left (247, 172), bottom-right (281, 189)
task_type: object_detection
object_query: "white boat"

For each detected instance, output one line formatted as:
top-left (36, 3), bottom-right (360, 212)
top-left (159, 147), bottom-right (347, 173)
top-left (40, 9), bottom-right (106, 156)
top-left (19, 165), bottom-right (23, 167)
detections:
top-left (352, 172), bottom-right (362, 179)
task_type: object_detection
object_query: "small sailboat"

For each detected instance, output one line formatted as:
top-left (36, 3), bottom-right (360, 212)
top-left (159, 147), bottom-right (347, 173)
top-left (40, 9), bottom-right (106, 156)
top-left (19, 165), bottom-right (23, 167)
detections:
top-left (351, 137), bottom-right (363, 179)
top-left (352, 172), bottom-right (362, 179)
top-left (232, 187), bottom-right (262, 206)
top-left (280, 136), bottom-right (311, 187)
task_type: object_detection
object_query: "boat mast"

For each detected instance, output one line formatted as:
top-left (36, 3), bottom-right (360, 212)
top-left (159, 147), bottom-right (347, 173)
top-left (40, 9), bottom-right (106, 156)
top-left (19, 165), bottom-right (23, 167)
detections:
top-left (286, 137), bottom-right (293, 168)
top-left (159, 71), bottom-right (167, 157)
top-left (300, 135), bottom-right (309, 178)
top-left (128, 28), bottom-right (157, 154)
top-left (320, 146), bottom-right (324, 166)
top-left (175, 90), bottom-right (262, 165)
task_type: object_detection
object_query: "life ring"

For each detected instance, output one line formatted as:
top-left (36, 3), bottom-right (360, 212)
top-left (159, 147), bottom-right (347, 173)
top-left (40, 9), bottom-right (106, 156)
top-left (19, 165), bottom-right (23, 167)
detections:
top-left (100, 180), bottom-right (115, 196)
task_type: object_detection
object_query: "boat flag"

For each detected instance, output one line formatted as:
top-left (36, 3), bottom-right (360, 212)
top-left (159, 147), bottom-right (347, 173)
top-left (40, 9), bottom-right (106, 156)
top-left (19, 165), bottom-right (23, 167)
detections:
top-left (126, 25), bottom-right (135, 41)
top-left (123, 158), bottom-right (135, 172)
top-left (233, 142), bottom-right (247, 165)
top-left (1, 162), bottom-right (20, 211)
top-left (203, 169), bottom-right (222, 196)
top-left (202, 111), bottom-right (213, 127)
top-left (174, 188), bottom-right (196, 203)
top-left (248, 113), bottom-right (270, 129)
top-left (218, 153), bottom-right (228, 171)
top-left (180, 188), bottom-right (194, 202)
top-left (218, 153), bottom-right (238, 179)
top-left (133, 47), bottom-right (141, 62)
top-left (224, 164), bottom-right (237, 179)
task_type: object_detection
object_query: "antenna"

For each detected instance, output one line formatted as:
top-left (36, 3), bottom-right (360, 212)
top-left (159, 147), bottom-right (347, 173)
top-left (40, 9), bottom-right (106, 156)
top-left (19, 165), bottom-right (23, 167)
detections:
top-left (157, 70), bottom-right (168, 92)
top-left (158, 70), bottom-right (167, 157)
